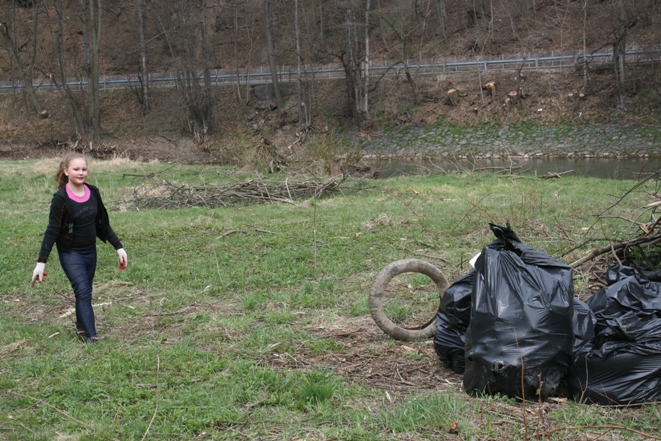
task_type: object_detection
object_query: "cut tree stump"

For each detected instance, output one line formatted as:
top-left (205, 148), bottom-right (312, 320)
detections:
top-left (447, 88), bottom-right (459, 106)
top-left (507, 91), bottom-right (519, 104)
top-left (485, 81), bottom-right (496, 97)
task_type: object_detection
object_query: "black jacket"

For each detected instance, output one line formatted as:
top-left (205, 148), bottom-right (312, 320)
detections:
top-left (37, 184), bottom-right (123, 263)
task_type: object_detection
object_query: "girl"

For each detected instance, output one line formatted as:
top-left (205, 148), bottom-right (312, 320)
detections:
top-left (31, 152), bottom-right (127, 343)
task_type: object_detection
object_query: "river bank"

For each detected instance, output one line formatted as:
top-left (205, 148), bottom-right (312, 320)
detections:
top-left (2, 122), bottom-right (660, 167)
top-left (357, 123), bottom-right (661, 159)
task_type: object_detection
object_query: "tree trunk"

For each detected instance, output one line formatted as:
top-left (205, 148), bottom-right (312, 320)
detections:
top-left (295, 0), bottom-right (303, 125)
top-left (78, 0), bottom-right (102, 142)
top-left (447, 88), bottom-right (458, 106)
top-left (435, 0), bottom-right (447, 42)
top-left (294, 0), bottom-right (313, 131)
top-left (89, 0), bottom-right (102, 139)
top-left (54, 0), bottom-right (87, 142)
top-left (264, 0), bottom-right (285, 123)
top-left (232, 1), bottom-right (256, 105)
top-left (611, 1), bottom-right (638, 110)
top-left (581, 0), bottom-right (589, 91)
top-left (514, 59), bottom-right (526, 98)
top-left (0, 1), bottom-right (45, 116)
top-left (508, 90), bottom-right (519, 104)
top-left (418, 0), bottom-right (433, 47)
top-left (613, 34), bottom-right (627, 110)
top-left (137, 0), bottom-right (151, 115)
top-left (156, 0), bottom-right (214, 143)
top-left (380, 9), bottom-right (419, 105)
top-left (201, 0), bottom-right (212, 94)
top-left (485, 81), bottom-right (496, 98)
top-left (340, 0), bottom-right (371, 126)
top-left (199, 0), bottom-right (213, 141)
top-left (362, 0), bottom-right (370, 117)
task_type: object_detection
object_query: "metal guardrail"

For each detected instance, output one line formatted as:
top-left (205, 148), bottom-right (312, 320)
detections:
top-left (0, 48), bottom-right (658, 93)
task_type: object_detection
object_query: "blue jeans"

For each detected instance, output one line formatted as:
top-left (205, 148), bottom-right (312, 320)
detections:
top-left (59, 246), bottom-right (97, 338)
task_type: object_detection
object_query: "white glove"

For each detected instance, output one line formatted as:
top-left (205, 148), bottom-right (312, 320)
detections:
top-left (117, 248), bottom-right (128, 270)
top-left (31, 262), bottom-right (47, 287)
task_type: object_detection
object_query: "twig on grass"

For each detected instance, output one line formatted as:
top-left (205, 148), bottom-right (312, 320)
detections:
top-left (217, 229), bottom-right (247, 238)
top-left (450, 194), bottom-right (492, 234)
top-left (217, 227), bottom-right (275, 239)
top-left (412, 251), bottom-right (450, 264)
top-left (598, 170), bottom-right (661, 217)
top-left (393, 190), bottom-right (429, 232)
top-left (141, 355), bottom-right (161, 441)
top-left (244, 224), bottom-right (276, 235)
top-left (123, 173), bottom-right (155, 179)
top-left (540, 170), bottom-right (574, 179)
top-left (552, 215), bottom-right (574, 248)
top-left (18, 422), bottom-right (35, 433)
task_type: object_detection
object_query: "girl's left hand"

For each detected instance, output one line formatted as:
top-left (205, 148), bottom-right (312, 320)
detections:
top-left (31, 262), bottom-right (48, 287)
top-left (117, 248), bottom-right (128, 270)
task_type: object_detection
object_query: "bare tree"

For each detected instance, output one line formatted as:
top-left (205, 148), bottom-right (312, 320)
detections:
top-left (338, 0), bottom-right (371, 126)
top-left (263, 0), bottom-right (285, 124)
top-left (378, 2), bottom-right (418, 104)
top-left (611, 1), bottom-right (637, 110)
top-left (137, 0), bottom-right (151, 115)
top-left (78, 0), bottom-right (103, 141)
top-left (295, 0), bottom-right (312, 131)
top-left (157, 0), bottom-right (214, 143)
top-left (581, 0), bottom-right (589, 91)
top-left (590, 0), bottom-right (640, 110)
top-left (52, 0), bottom-right (88, 142)
top-left (435, 0), bottom-right (448, 43)
top-left (465, 0), bottom-right (492, 52)
top-left (0, 0), bottom-right (45, 117)
top-left (230, 0), bottom-right (259, 105)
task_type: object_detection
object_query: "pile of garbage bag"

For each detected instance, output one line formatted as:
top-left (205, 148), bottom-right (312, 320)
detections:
top-left (434, 223), bottom-right (661, 404)
top-left (569, 265), bottom-right (661, 404)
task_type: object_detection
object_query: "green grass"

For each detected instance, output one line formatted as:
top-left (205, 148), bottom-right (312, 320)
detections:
top-left (1, 158), bottom-right (660, 440)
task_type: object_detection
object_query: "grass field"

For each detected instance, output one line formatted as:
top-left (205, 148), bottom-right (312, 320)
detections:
top-left (1, 157), bottom-right (660, 440)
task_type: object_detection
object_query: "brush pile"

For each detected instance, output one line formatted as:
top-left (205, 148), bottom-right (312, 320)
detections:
top-left (123, 176), bottom-right (345, 210)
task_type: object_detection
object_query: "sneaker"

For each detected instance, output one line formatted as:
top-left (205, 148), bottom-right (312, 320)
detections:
top-left (84, 337), bottom-right (99, 344)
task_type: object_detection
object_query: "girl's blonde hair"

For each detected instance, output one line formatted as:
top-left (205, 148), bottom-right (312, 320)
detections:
top-left (55, 152), bottom-right (90, 189)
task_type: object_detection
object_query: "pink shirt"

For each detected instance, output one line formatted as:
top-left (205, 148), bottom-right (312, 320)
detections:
top-left (66, 184), bottom-right (91, 203)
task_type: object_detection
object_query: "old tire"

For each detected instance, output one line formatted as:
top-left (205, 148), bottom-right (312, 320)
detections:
top-left (369, 259), bottom-right (449, 341)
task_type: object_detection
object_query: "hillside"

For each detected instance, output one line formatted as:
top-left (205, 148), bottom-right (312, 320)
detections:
top-left (3, 0), bottom-right (660, 76)
top-left (1, 0), bottom-right (660, 164)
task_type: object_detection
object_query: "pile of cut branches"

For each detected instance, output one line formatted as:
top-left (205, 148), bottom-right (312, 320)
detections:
top-left (124, 175), bottom-right (346, 210)
top-left (567, 168), bottom-right (661, 281)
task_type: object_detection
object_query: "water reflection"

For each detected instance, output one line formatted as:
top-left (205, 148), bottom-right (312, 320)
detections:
top-left (368, 157), bottom-right (661, 180)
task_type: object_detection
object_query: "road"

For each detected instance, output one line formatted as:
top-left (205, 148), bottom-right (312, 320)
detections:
top-left (0, 47), bottom-right (657, 93)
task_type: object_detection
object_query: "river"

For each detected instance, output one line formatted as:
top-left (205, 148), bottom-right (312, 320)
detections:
top-left (367, 157), bottom-right (661, 180)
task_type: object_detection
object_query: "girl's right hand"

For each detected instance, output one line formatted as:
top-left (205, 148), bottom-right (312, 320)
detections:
top-left (31, 262), bottom-right (47, 287)
top-left (117, 248), bottom-right (128, 270)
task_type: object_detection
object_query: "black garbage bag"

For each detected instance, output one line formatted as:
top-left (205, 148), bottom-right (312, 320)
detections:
top-left (433, 224), bottom-right (519, 374)
top-left (463, 223), bottom-right (574, 401)
top-left (571, 298), bottom-right (596, 360)
top-left (568, 265), bottom-right (661, 405)
top-left (433, 271), bottom-right (474, 374)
